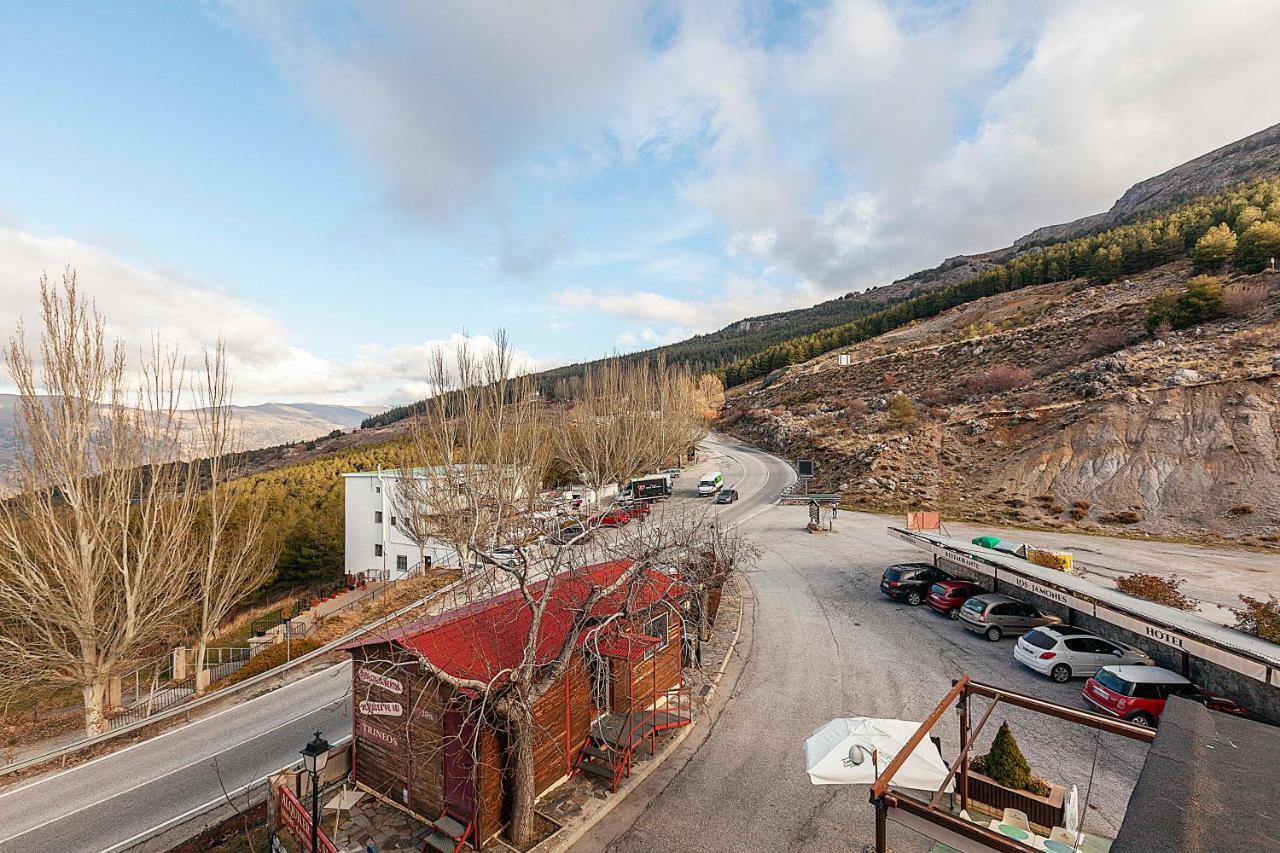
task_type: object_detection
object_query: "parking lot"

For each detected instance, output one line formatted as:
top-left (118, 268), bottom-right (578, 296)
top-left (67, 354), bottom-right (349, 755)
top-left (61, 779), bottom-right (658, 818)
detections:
top-left (582, 438), bottom-right (1153, 853)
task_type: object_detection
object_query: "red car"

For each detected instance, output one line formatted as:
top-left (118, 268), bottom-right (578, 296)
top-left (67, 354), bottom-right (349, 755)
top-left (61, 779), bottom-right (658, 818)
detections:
top-left (620, 500), bottom-right (651, 517)
top-left (1082, 665), bottom-right (1252, 727)
top-left (591, 509), bottom-right (631, 527)
top-left (926, 580), bottom-right (985, 619)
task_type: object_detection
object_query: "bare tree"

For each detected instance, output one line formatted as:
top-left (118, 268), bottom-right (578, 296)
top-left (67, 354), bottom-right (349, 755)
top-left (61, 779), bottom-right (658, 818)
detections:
top-left (396, 331), bottom-right (551, 575)
top-left (0, 273), bottom-right (200, 735)
top-left (190, 342), bottom-right (276, 693)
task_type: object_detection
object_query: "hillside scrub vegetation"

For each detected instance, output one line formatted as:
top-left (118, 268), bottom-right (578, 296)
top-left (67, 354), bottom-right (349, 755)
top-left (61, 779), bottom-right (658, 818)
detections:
top-left (1146, 275), bottom-right (1225, 332)
top-left (720, 177), bottom-right (1280, 388)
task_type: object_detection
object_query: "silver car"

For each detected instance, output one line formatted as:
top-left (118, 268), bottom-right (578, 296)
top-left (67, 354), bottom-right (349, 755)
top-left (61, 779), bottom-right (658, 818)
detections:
top-left (1014, 625), bottom-right (1153, 683)
top-left (958, 593), bottom-right (1061, 642)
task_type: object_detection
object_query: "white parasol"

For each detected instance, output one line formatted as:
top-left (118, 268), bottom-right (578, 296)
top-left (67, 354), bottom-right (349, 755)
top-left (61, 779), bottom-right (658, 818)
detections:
top-left (804, 717), bottom-right (952, 792)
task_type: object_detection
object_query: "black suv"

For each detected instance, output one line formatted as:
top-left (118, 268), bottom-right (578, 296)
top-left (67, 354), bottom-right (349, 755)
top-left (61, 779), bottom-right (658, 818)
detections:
top-left (880, 563), bottom-right (952, 606)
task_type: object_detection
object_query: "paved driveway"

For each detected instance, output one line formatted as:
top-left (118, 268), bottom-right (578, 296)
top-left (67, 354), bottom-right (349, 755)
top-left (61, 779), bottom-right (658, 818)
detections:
top-left (577, 437), bottom-right (1150, 853)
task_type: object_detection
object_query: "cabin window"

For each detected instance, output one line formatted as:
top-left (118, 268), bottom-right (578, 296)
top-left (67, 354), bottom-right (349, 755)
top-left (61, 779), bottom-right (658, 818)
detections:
top-left (645, 612), bottom-right (669, 650)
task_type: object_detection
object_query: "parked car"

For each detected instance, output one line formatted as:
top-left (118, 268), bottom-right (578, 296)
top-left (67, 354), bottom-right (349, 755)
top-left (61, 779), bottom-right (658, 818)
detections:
top-left (715, 488), bottom-right (739, 504)
top-left (662, 467), bottom-right (681, 480)
top-left (551, 523), bottom-right (590, 545)
top-left (488, 546), bottom-right (519, 568)
top-left (880, 563), bottom-right (952, 606)
top-left (926, 579), bottom-right (986, 619)
top-left (958, 593), bottom-right (1061, 641)
top-left (591, 508), bottom-right (631, 527)
top-left (1015, 626), bottom-right (1153, 683)
top-left (1082, 665), bottom-right (1253, 727)
top-left (697, 471), bottom-right (724, 496)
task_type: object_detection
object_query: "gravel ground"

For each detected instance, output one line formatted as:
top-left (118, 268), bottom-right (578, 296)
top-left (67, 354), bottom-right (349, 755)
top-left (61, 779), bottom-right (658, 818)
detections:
top-left (578, 437), bottom-right (1150, 853)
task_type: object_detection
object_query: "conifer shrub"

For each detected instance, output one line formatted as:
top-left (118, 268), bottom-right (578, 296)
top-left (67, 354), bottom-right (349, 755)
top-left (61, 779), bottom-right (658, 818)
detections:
top-left (971, 721), bottom-right (1050, 796)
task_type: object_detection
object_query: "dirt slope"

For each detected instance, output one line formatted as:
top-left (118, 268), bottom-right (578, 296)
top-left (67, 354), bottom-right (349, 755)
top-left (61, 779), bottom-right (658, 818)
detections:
top-left (720, 264), bottom-right (1280, 545)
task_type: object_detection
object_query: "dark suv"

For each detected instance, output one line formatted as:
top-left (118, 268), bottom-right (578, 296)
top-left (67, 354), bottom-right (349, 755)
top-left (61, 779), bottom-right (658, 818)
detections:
top-left (880, 563), bottom-right (952, 606)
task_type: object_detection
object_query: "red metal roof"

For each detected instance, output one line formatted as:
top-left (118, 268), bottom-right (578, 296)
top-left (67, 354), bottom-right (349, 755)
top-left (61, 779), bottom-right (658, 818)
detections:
top-left (345, 560), bottom-right (684, 683)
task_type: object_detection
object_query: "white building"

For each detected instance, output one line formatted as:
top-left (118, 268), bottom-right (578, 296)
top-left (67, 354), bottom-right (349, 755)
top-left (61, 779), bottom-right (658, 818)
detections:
top-left (342, 468), bottom-right (459, 581)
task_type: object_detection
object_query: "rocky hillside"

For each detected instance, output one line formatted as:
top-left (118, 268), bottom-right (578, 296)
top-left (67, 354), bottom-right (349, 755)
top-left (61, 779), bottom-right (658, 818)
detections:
top-left (720, 264), bottom-right (1280, 545)
top-left (1018, 122), bottom-right (1280, 248)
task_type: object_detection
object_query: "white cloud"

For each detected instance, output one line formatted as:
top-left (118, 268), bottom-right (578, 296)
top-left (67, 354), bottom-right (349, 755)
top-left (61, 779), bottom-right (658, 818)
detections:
top-left (0, 227), bottom-right (547, 405)
top-left (230, 0), bottom-right (652, 221)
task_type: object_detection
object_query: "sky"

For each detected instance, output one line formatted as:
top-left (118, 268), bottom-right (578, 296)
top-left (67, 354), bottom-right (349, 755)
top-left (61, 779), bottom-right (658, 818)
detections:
top-left (1, 0), bottom-right (1278, 406)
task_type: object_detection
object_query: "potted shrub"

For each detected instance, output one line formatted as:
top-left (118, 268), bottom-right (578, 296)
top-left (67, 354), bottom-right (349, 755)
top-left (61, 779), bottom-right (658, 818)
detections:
top-left (966, 722), bottom-right (1066, 833)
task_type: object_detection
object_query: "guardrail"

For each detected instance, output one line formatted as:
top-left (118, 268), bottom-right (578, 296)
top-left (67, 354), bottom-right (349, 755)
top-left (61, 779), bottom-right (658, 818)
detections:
top-left (0, 570), bottom-right (471, 781)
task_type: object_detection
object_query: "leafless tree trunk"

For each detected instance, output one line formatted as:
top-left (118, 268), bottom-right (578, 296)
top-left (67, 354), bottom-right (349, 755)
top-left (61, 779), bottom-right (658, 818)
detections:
top-left (191, 342), bottom-right (276, 693)
top-left (0, 272), bottom-right (200, 735)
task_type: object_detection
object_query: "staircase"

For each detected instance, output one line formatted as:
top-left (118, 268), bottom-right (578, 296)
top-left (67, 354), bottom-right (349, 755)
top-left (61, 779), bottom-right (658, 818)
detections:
top-left (573, 687), bottom-right (692, 791)
top-left (420, 809), bottom-right (474, 853)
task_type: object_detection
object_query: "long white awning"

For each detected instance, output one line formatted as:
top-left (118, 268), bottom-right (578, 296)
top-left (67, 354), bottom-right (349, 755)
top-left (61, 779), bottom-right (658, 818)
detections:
top-left (889, 526), bottom-right (1280, 687)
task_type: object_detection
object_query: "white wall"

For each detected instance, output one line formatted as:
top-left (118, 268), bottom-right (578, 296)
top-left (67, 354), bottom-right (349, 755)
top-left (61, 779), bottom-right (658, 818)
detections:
top-left (343, 471), bottom-right (456, 581)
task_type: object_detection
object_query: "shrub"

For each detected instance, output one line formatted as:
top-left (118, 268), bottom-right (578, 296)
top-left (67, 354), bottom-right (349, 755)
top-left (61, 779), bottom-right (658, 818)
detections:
top-left (1227, 504), bottom-right (1254, 517)
top-left (1072, 499), bottom-right (1091, 510)
top-left (1232, 595), bottom-right (1280, 642)
top-left (971, 721), bottom-right (1050, 796)
top-left (967, 364), bottom-right (1034, 395)
top-left (1190, 222), bottom-right (1237, 271)
top-left (1085, 325), bottom-right (1135, 355)
top-left (1222, 287), bottom-right (1266, 315)
top-left (1146, 275), bottom-right (1225, 332)
top-left (1099, 510), bottom-right (1140, 524)
top-left (887, 393), bottom-right (918, 426)
top-left (882, 371), bottom-right (901, 390)
top-left (846, 398), bottom-right (870, 418)
top-left (1116, 573), bottom-right (1196, 611)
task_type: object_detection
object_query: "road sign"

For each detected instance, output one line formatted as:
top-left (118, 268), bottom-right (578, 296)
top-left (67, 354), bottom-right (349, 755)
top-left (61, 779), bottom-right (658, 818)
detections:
top-left (797, 459), bottom-right (815, 478)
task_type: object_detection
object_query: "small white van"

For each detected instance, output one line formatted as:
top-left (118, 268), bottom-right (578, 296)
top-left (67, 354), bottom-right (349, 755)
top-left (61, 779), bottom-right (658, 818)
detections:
top-left (697, 471), bottom-right (724, 496)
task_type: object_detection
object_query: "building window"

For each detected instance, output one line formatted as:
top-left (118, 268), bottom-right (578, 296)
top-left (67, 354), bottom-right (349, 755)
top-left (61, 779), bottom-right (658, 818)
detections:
top-left (374, 511), bottom-right (383, 524)
top-left (374, 544), bottom-right (383, 557)
top-left (644, 612), bottom-right (669, 650)
top-left (390, 516), bottom-right (397, 527)
top-left (396, 555), bottom-right (408, 572)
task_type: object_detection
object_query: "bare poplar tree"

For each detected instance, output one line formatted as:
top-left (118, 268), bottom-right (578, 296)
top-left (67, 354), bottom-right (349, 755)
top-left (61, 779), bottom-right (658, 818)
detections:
top-left (0, 273), bottom-right (200, 735)
top-left (190, 342), bottom-right (276, 692)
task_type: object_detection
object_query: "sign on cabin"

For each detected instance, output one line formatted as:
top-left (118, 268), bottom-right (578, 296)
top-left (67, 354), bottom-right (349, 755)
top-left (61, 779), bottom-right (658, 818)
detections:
top-left (358, 700), bottom-right (404, 717)
top-left (358, 668), bottom-right (404, 694)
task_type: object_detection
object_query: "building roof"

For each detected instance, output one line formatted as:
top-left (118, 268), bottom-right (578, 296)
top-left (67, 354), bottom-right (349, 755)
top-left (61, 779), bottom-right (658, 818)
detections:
top-left (1101, 665), bottom-right (1189, 684)
top-left (1113, 697), bottom-right (1280, 853)
top-left (344, 560), bottom-right (684, 683)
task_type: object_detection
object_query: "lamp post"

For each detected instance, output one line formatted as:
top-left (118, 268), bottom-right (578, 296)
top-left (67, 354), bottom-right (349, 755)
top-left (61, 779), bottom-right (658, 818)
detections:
top-left (300, 730), bottom-right (330, 852)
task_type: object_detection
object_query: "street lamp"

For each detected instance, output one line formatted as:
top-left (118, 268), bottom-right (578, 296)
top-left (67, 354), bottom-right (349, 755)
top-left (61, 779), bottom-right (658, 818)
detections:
top-left (301, 731), bottom-right (330, 852)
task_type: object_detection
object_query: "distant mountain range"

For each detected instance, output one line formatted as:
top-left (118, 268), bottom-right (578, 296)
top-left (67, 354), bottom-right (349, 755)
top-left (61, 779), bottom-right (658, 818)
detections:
top-left (0, 395), bottom-right (384, 484)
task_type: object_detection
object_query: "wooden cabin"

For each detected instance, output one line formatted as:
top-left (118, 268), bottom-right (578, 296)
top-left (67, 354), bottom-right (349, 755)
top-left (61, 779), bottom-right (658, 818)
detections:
top-left (344, 560), bottom-right (690, 849)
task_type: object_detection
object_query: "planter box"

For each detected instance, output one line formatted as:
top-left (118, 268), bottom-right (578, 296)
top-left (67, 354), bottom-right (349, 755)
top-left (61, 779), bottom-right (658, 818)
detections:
top-left (965, 767), bottom-right (1065, 834)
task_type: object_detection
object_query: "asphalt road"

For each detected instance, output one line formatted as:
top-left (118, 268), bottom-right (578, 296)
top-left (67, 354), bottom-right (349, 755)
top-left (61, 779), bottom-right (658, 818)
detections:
top-left (0, 434), bottom-right (776, 853)
top-left (578, 438), bottom-right (1151, 853)
top-left (0, 661), bottom-right (352, 852)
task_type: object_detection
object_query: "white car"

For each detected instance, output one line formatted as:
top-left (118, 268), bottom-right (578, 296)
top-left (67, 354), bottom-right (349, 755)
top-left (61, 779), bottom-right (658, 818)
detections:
top-left (1014, 625), bottom-right (1153, 683)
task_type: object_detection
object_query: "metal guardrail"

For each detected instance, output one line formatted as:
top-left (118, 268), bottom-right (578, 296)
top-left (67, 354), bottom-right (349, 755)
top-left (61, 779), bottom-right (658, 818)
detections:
top-left (0, 571), bottom-right (470, 780)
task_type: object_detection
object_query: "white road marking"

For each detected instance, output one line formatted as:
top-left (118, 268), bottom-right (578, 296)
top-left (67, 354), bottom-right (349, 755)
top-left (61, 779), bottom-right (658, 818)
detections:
top-left (0, 698), bottom-right (347, 845)
top-left (0, 660), bottom-right (351, 802)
